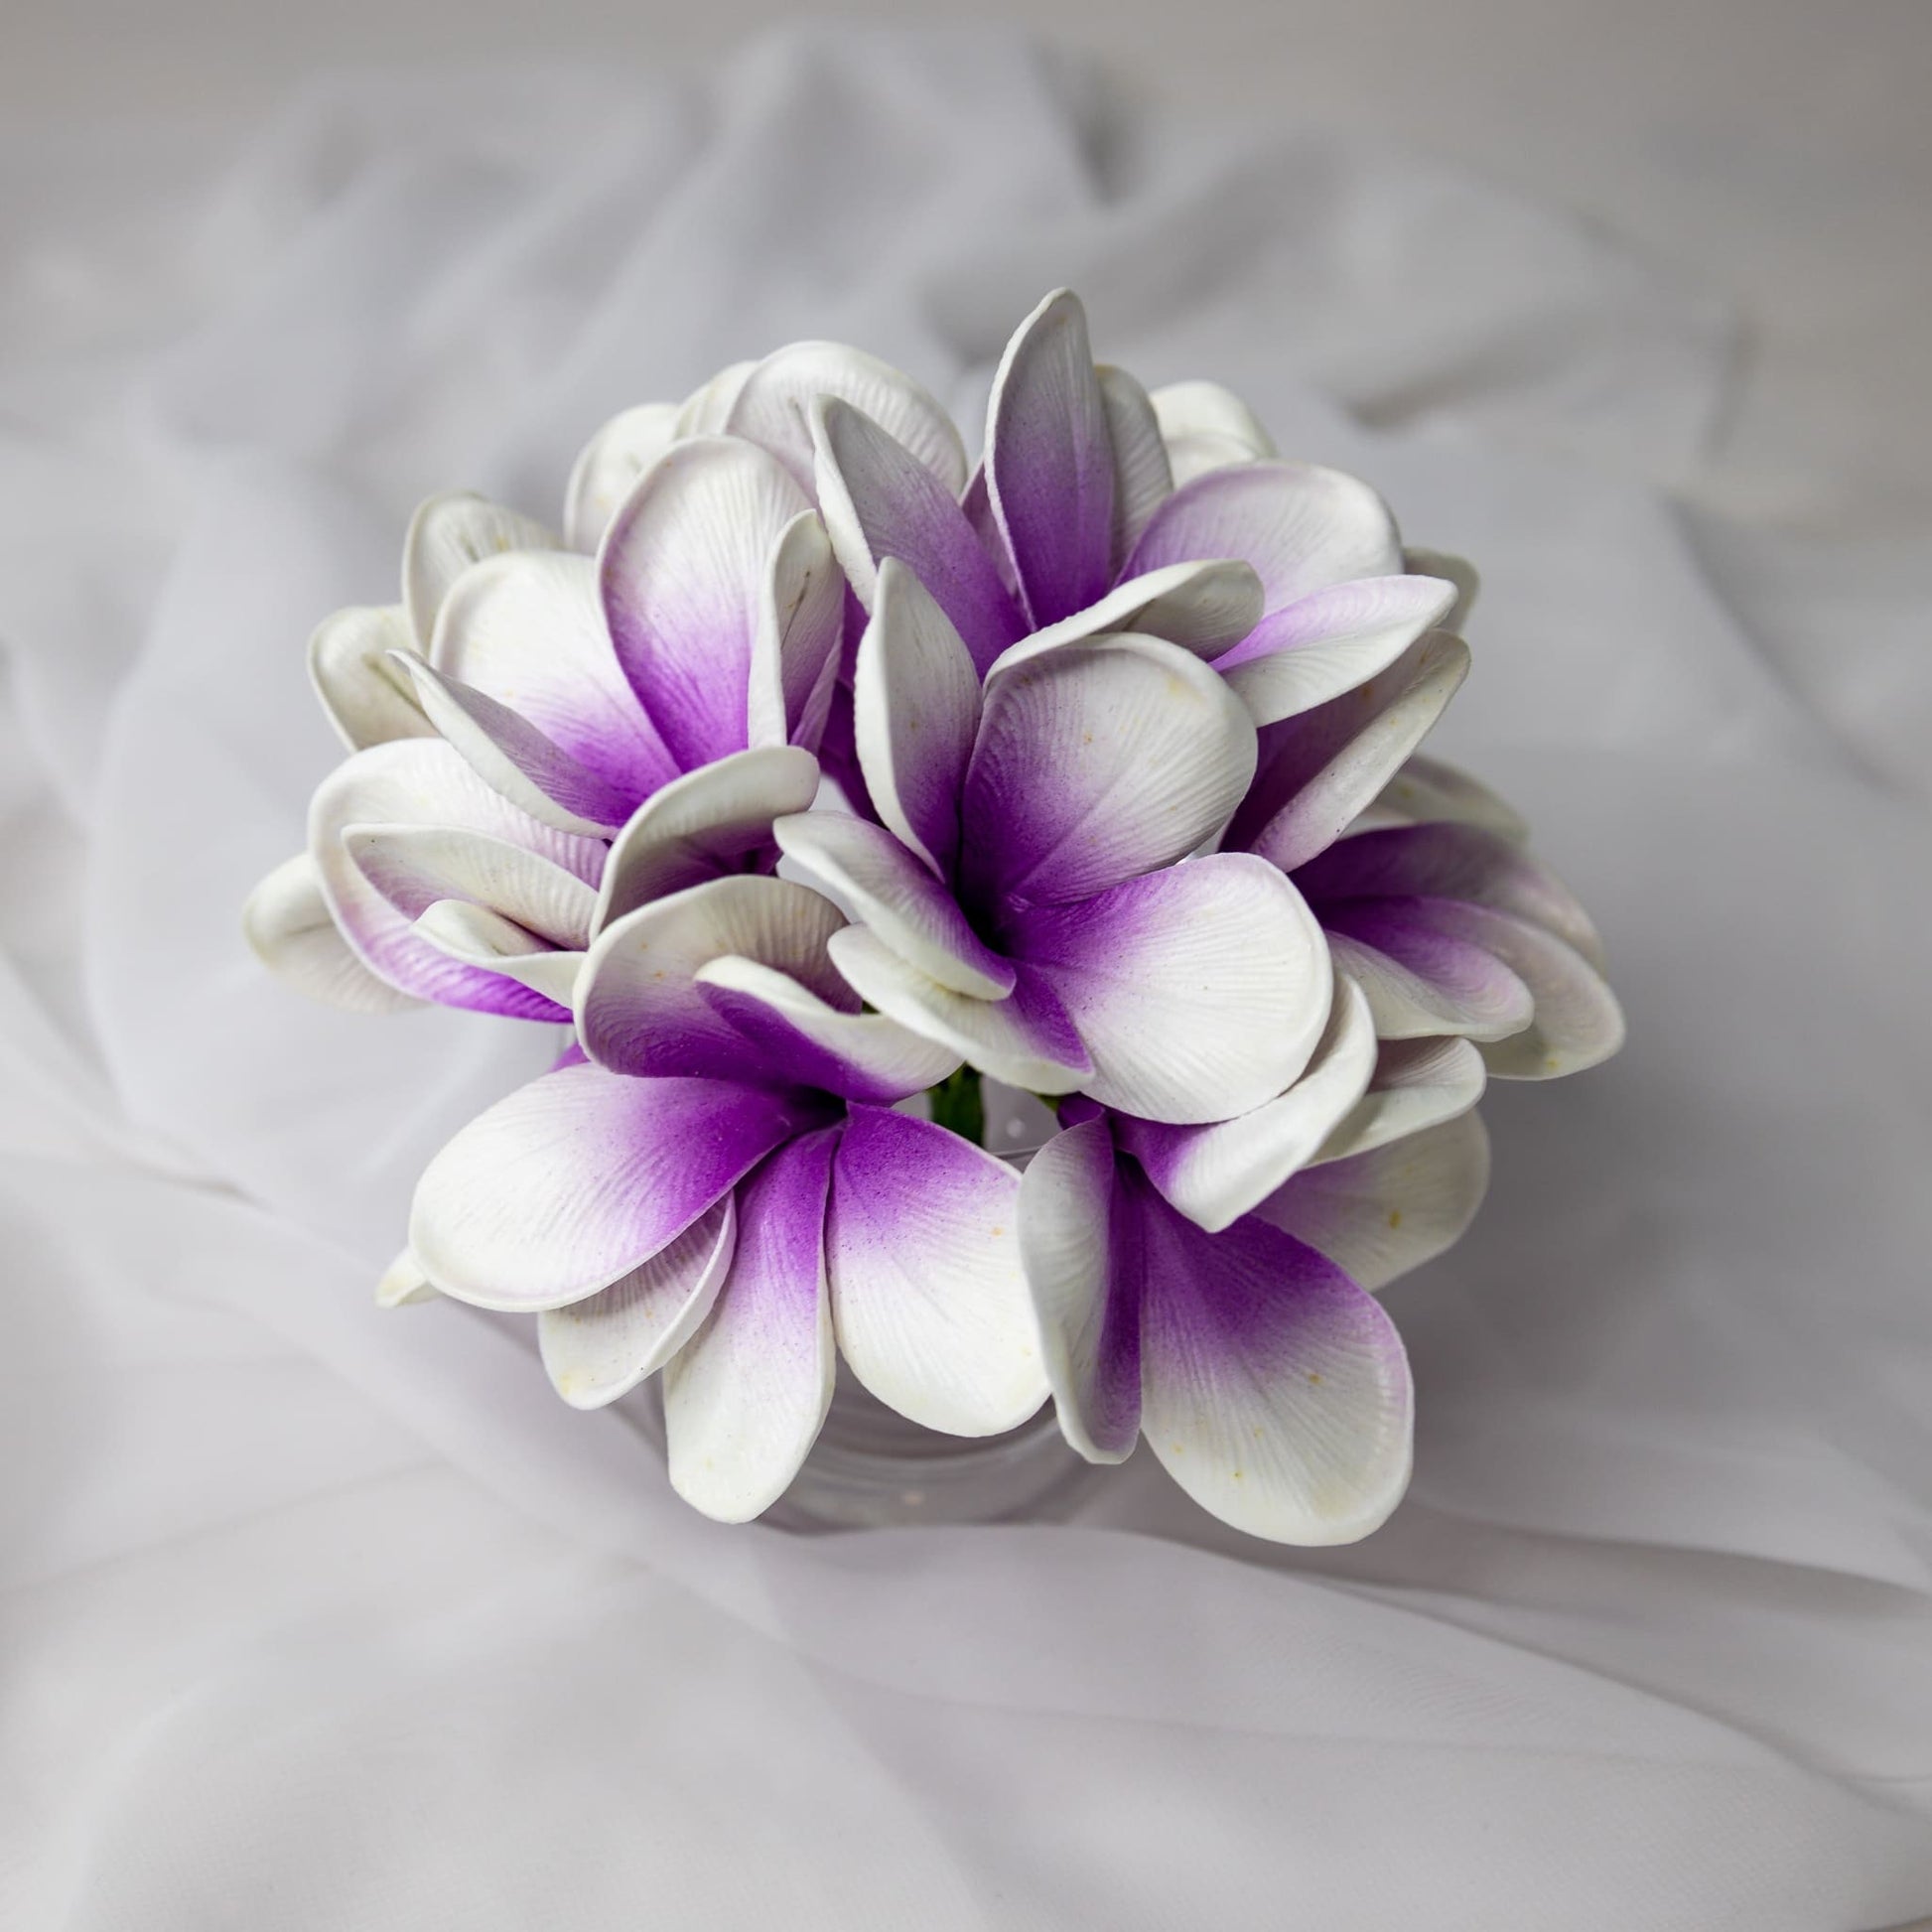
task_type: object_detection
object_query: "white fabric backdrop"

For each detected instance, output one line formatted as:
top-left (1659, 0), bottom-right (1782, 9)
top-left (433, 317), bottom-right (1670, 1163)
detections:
top-left (2, 27), bottom-right (1928, 1929)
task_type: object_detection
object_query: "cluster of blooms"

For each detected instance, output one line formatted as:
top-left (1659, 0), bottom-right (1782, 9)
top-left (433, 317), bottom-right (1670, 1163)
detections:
top-left (246, 291), bottom-right (1621, 1544)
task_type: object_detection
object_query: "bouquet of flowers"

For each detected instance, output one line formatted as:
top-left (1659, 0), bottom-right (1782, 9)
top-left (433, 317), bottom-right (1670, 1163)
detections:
top-left (245, 290), bottom-right (1621, 1543)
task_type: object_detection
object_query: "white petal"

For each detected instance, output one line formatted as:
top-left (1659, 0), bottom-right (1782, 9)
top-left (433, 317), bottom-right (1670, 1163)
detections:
top-left (826, 926), bottom-right (1091, 1095)
top-left (412, 899), bottom-right (586, 1008)
top-left (673, 359), bottom-right (758, 437)
top-left (774, 809), bottom-right (1015, 999)
top-left (1313, 1033), bottom-right (1488, 1166)
top-left (1013, 854), bottom-right (1332, 1124)
top-left (564, 401), bottom-right (681, 552)
top-left (1402, 547), bottom-right (1479, 630)
top-left (599, 436), bottom-right (814, 770)
top-left (726, 340), bottom-right (967, 496)
top-left (1163, 429), bottom-right (1271, 488)
top-left (243, 852), bottom-right (423, 1014)
top-left (391, 653), bottom-right (635, 836)
top-left (1017, 1118), bottom-right (1140, 1461)
top-left (309, 740), bottom-right (602, 1016)
top-left (663, 1132), bottom-right (839, 1522)
top-left (1097, 363), bottom-right (1173, 566)
top-left (852, 557), bottom-right (982, 879)
top-left (431, 548), bottom-right (674, 800)
top-left (404, 490), bottom-right (557, 647)
top-left (345, 824), bottom-right (598, 948)
top-left (538, 1197), bottom-right (737, 1409)
top-left (375, 1248), bottom-right (438, 1309)
top-left (1217, 575), bottom-right (1459, 727)
top-left (986, 560), bottom-right (1265, 671)
top-left (1117, 975), bottom-right (1376, 1232)
top-left (695, 955), bottom-right (960, 1102)
top-left (578, 874), bottom-right (851, 1080)
top-left (1244, 632), bottom-right (1471, 875)
top-left (1323, 928), bottom-right (1533, 1043)
top-left (307, 605), bottom-right (433, 752)
top-left (1258, 1113), bottom-right (1491, 1291)
top-left (1371, 754), bottom-right (1530, 842)
top-left (594, 745), bottom-right (820, 931)
top-left (1150, 379), bottom-right (1278, 463)
top-left (826, 1105), bottom-right (1045, 1435)
top-left (746, 509), bottom-right (844, 752)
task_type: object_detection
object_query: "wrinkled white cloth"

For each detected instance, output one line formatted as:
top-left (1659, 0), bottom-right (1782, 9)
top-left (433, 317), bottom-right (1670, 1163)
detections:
top-left (2, 27), bottom-right (1929, 1930)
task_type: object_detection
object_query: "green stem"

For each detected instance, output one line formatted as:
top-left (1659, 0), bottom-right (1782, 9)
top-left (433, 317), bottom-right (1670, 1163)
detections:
top-left (925, 1065), bottom-right (985, 1146)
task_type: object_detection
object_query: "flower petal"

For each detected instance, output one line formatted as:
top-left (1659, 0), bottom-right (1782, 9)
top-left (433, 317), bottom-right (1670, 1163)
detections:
top-left (409, 1062), bottom-right (802, 1310)
top-left (1214, 574), bottom-right (1459, 726)
top-left (662, 1130), bottom-right (839, 1522)
top-left (1097, 363), bottom-right (1173, 569)
top-left (390, 654), bottom-right (639, 835)
top-left (538, 1196), bottom-right (737, 1410)
top-left (578, 874), bottom-right (851, 1081)
top-left (1321, 906), bottom-right (1535, 1042)
top-left (1257, 1112), bottom-right (1491, 1291)
top-left (695, 955), bottom-right (959, 1103)
top-left (852, 557), bottom-right (983, 879)
top-left (563, 401), bottom-right (681, 553)
top-left (1115, 975), bottom-right (1376, 1231)
top-left (1149, 380), bottom-right (1277, 465)
top-left (811, 396), bottom-right (1026, 674)
top-left (673, 360), bottom-right (758, 437)
top-left (1391, 900), bottom-right (1625, 1079)
top-left (746, 509), bottom-right (844, 753)
top-left (1010, 853), bottom-right (1331, 1124)
top-left (344, 824), bottom-right (598, 948)
top-left (985, 289), bottom-right (1115, 626)
top-left (774, 809), bottom-right (1015, 998)
top-left (599, 435), bottom-right (812, 769)
top-left (1402, 546), bottom-right (1479, 630)
top-left (1018, 1117), bottom-right (1140, 1460)
top-left (988, 559), bottom-right (1264, 669)
top-left (1297, 821), bottom-right (1608, 970)
top-left (375, 1248), bottom-right (437, 1309)
top-left (826, 926), bottom-right (1091, 1094)
top-left (432, 549), bottom-right (677, 802)
top-left (1234, 632), bottom-right (1471, 874)
top-left (403, 491), bottom-right (557, 647)
top-left (1371, 754), bottom-right (1530, 841)
top-left (826, 1104), bottom-right (1044, 1435)
top-left (307, 605), bottom-right (433, 752)
top-left (1127, 461), bottom-right (1402, 612)
top-left (308, 739), bottom-right (599, 1018)
top-left (593, 745), bottom-right (821, 931)
top-left (243, 852), bottom-right (423, 1014)
top-left (1134, 1170), bottom-right (1414, 1543)
top-left (411, 899), bottom-right (586, 1009)
top-left (963, 633), bottom-right (1258, 910)
top-left (1312, 1033), bottom-right (1487, 1166)
top-left (726, 340), bottom-right (967, 497)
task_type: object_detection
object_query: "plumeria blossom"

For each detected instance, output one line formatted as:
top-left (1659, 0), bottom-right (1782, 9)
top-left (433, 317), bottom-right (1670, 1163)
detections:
top-left (775, 560), bottom-right (1333, 1125)
top-left (246, 439), bottom-right (850, 1020)
top-left (407, 871), bottom-right (1048, 1520)
top-left (809, 288), bottom-right (1469, 738)
top-left (243, 285), bottom-right (1623, 1542)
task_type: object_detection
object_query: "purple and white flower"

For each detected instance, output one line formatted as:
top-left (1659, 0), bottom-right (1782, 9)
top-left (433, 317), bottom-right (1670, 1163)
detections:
top-left (242, 285), bottom-right (1623, 1542)
top-left (408, 870), bottom-right (1047, 1521)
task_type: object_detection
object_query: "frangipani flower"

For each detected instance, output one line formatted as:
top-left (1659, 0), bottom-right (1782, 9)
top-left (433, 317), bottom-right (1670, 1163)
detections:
top-left (407, 871), bottom-right (1048, 1521)
top-left (1019, 1094), bottom-right (1490, 1545)
top-left (1220, 650), bottom-right (1627, 1077)
top-left (247, 438), bottom-right (847, 1020)
top-left (774, 560), bottom-right (1332, 1125)
top-left (809, 288), bottom-right (1466, 734)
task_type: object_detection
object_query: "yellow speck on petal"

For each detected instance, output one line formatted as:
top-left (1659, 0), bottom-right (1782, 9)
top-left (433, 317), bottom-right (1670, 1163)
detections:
top-left (1388, 1209), bottom-right (1403, 1229)
top-left (989, 1225), bottom-right (1006, 1238)
top-left (1307, 1371), bottom-right (1323, 1386)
